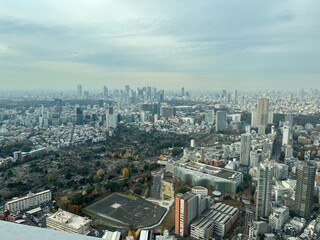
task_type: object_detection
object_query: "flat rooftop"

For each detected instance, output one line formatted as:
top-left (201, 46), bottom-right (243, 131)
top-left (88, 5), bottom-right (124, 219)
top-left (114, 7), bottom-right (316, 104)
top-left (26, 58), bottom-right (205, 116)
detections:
top-left (85, 193), bottom-right (166, 228)
top-left (0, 221), bottom-right (95, 240)
top-left (179, 162), bottom-right (242, 181)
top-left (47, 209), bottom-right (91, 230)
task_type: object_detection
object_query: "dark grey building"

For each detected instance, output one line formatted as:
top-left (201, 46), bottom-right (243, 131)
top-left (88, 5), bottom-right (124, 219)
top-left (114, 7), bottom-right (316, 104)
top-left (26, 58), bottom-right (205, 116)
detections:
top-left (294, 161), bottom-right (316, 219)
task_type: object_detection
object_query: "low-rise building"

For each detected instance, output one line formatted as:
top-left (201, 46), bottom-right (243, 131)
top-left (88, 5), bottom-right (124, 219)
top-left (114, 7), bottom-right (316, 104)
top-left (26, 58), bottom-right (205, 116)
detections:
top-left (5, 190), bottom-right (51, 213)
top-left (269, 206), bottom-right (289, 230)
top-left (190, 217), bottom-right (213, 240)
top-left (47, 209), bottom-right (92, 235)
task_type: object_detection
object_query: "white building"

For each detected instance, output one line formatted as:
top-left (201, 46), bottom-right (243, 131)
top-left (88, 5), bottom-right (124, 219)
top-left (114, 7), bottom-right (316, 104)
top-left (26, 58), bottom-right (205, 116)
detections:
top-left (282, 125), bottom-right (291, 146)
top-left (47, 209), bottom-right (92, 235)
top-left (269, 206), bottom-right (289, 230)
top-left (5, 190), bottom-right (51, 213)
top-left (102, 230), bottom-right (121, 240)
top-left (240, 133), bottom-right (251, 166)
top-left (155, 230), bottom-right (176, 240)
top-left (191, 186), bottom-right (208, 197)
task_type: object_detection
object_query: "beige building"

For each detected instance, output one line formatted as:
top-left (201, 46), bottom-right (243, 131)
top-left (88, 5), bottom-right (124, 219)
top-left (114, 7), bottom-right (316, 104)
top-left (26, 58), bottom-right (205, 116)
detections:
top-left (5, 190), bottom-right (51, 213)
top-left (47, 209), bottom-right (92, 235)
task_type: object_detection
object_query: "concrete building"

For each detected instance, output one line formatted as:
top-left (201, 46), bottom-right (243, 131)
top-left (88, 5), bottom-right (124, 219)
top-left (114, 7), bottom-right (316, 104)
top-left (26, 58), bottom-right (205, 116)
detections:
top-left (282, 125), bottom-right (291, 146)
top-left (190, 217), bottom-right (213, 240)
top-left (47, 209), bottom-right (92, 235)
top-left (102, 231), bottom-right (121, 240)
top-left (5, 190), bottom-right (51, 213)
top-left (175, 191), bottom-right (210, 237)
top-left (294, 162), bottom-right (316, 219)
top-left (77, 84), bottom-right (82, 98)
top-left (240, 133), bottom-right (251, 166)
top-left (161, 106), bottom-right (176, 118)
top-left (253, 98), bottom-right (270, 134)
top-left (175, 192), bottom-right (199, 237)
top-left (191, 186), bottom-right (208, 197)
top-left (269, 206), bottom-right (289, 230)
top-left (167, 162), bottom-right (243, 194)
top-left (256, 163), bottom-right (272, 220)
top-left (203, 203), bottom-right (239, 237)
top-left (155, 230), bottom-right (176, 240)
top-left (215, 111), bottom-right (226, 132)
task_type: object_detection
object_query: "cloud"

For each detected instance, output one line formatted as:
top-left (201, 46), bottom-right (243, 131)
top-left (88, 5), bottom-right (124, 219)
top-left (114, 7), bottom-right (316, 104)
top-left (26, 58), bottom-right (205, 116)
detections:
top-left (0, 0), bottom-right (319, 90)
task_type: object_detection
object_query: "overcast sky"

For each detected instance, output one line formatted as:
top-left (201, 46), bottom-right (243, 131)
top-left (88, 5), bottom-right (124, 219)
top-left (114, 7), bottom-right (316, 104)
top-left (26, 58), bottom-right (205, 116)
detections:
top-left (0, 0), bottom-right (319, 91)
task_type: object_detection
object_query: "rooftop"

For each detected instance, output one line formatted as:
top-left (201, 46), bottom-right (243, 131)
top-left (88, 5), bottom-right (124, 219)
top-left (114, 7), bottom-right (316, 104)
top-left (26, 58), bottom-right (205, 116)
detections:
top-left (47, 209), bottom-right (91, 230)
top-left (0, 221), bottom-right (95, 240)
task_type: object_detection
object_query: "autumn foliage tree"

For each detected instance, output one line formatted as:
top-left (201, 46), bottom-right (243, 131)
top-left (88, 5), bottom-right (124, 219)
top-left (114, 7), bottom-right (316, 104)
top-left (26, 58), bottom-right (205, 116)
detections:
top-left (122, 167), bottom-right (129, 177)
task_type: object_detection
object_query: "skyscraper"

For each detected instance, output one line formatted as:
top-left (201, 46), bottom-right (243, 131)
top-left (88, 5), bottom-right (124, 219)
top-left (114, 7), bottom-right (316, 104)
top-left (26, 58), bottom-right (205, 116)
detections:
top-left (103, 86), bottom-right (108, 98)
top-left (175, 192), bottom-right (199, 237)
top-left (175, 191), bottom-right (210, 237)
top-left (240, 133), bottom-right (251, 166)
top-left (282, 124), bottom-right (291, 146)
top-left (255, 163), bottom-right (272, 220)
top-left (181, 87), bottom-right (185, 97)
top-left (294, 162), bottom-right (316, 219)
top-left (215, 111), bottom-right (226, 132)
top-left (77, 84), bottom-right (82, 98)
top-left (256, 98), bottom-right (269, 129)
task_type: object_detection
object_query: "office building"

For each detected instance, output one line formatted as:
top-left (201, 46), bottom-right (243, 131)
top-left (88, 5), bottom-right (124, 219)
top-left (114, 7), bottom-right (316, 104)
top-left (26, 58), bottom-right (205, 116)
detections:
top-left (234, 89), bottom-right (238, 103)
top-left (175, 192), bottom-right (199, 237)
top-left (161, 106), bottom-right (176, 118)
top-left (255, 163), bottom-right (272, 220)
top-left (167, 162), bottom-right (243, 194)
top-left (201, 203), bottom-right (239, 237)
top-left (240, 133), bottom-right (251, 166)
top-left (190, 217), bottom-right (213, 240)
top-left (294, 162), bottom-right (316, 219)
top-left (103, 86), bottom-right (108, 98)
top-left (77, 84), bottom-right (82, 97)
top-left (252, 98), bottom-right (272, 134)
top-left (282, 125), bottom-right (291, 146)
top-left (47, 209), bottom-right (92, 235)
top-left (181, 87), bottom-right (185, 97)
top-left (205, 110), bottom-right (215, 124)
top-left (175, 191), bottom-right (210, 237)
top-left (215, 111), bottom-right (226, 132)
top-left (5, 190), bottom-right (51, 213)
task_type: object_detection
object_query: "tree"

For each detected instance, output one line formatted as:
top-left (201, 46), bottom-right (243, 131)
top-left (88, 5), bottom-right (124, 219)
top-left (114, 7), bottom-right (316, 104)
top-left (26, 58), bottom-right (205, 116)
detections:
top-left (122, 167), bottom-right (129, 177)
top-left (172, 147), bottom-right (183, 157)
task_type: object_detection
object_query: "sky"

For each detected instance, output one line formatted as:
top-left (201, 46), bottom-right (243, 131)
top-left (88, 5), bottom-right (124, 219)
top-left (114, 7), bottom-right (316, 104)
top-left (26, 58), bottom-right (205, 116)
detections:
top-left (0, 0), bottom-right (319, 91)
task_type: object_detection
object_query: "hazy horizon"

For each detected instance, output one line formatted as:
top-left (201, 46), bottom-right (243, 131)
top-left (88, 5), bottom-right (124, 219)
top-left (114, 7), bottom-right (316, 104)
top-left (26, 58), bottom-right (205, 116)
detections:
top-left (0, 0), bottom-right (319, 91)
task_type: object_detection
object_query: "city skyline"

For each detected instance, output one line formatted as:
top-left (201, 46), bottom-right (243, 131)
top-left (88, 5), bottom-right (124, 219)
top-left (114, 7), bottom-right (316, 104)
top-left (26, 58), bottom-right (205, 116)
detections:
top-left (0, 1), bottom-right (320, 91)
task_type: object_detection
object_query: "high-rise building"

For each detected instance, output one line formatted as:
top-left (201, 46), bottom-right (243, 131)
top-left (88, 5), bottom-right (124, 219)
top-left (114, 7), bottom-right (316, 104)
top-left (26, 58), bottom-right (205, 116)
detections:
top-left (161, 106), bottom-right (176, 118)
top-left (175, 193), bottom-right (199, 237)
top-left (215, 111), bottom-right (226, 132)
top-left (175, 191), bottom-right (210, 237)
top-left (234, 89), bottom-right (238, 103)
top-left (181, 87), bottom-right (185, 97)
top-left (294, 162), bottom-right (316, 219)
top-left (77, 84), bottom-right (82, 98)
top-left (244, 208), bottom-right (255, 236)
top-left (282, 125), bottom-right (291, 146)
top-left (252, 98), bottom-right (270, 134)
top-left (103, 86), bottom-right (108, 98)
top-left (240, 133), bottom-right (251, 166)
top-left (255, 163), bottom-right (272, 220)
